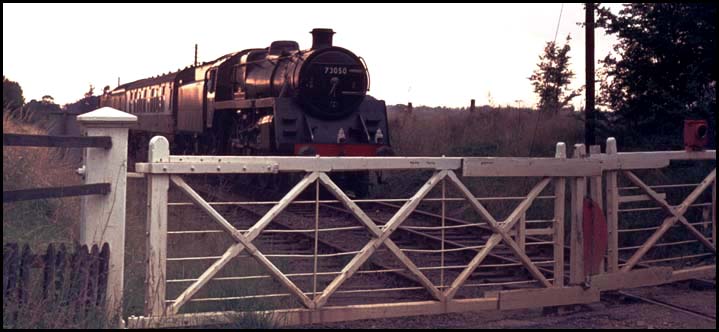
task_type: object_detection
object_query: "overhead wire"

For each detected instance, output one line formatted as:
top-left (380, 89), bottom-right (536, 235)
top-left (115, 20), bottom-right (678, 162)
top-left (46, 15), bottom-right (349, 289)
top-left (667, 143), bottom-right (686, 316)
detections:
top-left (527, 3), bottom-right (565, 158)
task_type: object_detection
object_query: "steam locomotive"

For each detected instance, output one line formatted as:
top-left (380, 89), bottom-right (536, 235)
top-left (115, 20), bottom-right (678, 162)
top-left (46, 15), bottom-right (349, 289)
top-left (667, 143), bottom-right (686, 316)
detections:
top-left (100, 28), bottom-right (392, 164)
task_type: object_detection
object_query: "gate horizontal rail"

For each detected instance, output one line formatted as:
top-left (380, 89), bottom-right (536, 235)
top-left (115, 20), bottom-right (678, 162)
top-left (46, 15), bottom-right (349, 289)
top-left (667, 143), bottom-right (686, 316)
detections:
top-left (136, 156), bottom-right (462, 173)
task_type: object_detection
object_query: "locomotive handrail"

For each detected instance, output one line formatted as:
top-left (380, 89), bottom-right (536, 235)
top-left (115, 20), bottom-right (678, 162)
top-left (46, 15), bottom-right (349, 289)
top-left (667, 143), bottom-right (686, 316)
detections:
top-left (359, 56), bottom-right (370, 91)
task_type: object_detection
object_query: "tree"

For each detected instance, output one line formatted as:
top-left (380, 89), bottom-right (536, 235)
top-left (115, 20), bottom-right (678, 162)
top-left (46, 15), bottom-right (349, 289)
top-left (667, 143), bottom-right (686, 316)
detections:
top-left (41, 95), bottom-right (55, 104)
top-left (529, 35), bottom-right (581, 113)
top-left (596, 3), bottom-right (716, 148)
top-left (3, 76), bottom-right (25, 110)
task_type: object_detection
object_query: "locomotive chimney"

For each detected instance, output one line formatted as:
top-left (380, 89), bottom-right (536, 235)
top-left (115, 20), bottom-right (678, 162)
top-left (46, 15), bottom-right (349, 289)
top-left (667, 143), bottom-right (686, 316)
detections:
top-left (311, 28), bottom-right (335, 50)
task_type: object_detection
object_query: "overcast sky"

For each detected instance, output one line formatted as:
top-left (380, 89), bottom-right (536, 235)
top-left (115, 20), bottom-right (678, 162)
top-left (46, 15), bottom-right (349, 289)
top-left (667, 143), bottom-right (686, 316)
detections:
top-left (3, 3), bottom-right (623, 108)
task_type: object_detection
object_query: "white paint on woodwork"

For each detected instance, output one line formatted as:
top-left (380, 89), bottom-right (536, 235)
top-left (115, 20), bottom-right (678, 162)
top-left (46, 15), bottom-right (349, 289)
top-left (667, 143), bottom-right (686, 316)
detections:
top-left (78, 107), bottom-right (136, 319)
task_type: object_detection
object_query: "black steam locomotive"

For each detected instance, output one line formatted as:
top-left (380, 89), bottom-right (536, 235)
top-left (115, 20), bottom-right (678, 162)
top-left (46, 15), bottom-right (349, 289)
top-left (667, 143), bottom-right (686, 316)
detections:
top-left (100, 28), bottom-right (392, 167)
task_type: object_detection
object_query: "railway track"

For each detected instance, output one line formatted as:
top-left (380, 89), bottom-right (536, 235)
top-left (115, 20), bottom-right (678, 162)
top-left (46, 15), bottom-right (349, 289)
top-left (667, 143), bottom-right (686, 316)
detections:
top-left (614, 290), bottom-right (716, 322)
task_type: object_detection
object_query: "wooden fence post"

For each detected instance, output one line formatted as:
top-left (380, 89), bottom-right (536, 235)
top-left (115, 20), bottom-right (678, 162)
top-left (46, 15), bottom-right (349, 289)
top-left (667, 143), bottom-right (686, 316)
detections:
top-left (588, 144), bottom-right (605, 274)
top-left (145, 136), bottom-right (169, 316)
top-left (553, 142), bottom-right (566, 287)
top-left (76, 107), bottom-right (137, 319)
top-left (604, 138), bottom-right (619, 272)
top-left (569, 144), bottom-right (586, 285)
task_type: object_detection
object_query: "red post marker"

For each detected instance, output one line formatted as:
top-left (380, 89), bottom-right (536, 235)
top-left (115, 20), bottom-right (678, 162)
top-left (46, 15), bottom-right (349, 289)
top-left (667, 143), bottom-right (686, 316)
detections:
top-left (583, 197), bottom-right (608, 276)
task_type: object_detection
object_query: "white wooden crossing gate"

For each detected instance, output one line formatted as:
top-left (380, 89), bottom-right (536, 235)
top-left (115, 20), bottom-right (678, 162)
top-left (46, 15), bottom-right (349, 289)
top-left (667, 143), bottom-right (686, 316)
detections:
top-left (588, 139), bottom-right (716, 290)
top-left (125, 137), bottom-right (715, 328)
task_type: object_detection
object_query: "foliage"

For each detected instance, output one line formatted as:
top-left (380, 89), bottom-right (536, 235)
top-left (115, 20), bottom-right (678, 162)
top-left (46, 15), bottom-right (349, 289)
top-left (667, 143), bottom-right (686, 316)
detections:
top-left (596, 3), bottom-right (717, 149)
top-left (25, 98), bottom-right (62, 113)
top-left (3, 76), bottom-right (25, 110)
top-left (529, 35), bottom-right (582, 113)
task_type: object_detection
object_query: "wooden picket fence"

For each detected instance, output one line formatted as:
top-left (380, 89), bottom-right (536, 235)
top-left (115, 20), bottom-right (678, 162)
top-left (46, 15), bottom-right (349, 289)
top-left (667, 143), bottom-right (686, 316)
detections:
top-left (3, 243), bottom-right (110, 328)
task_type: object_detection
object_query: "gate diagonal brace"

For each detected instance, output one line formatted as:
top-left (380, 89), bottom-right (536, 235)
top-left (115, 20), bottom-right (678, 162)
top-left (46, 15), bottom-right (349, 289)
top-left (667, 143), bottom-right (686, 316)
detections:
top-left (444, 171), bottom-right (553, 299)
top-left (313, 170), bottom-right (448, 308)
top-left (167, 172), bottom-right (319, 314)
top-left (313, 172), bottom-right (444, 308)
top-left (620, 169), bottom-right (716, 272)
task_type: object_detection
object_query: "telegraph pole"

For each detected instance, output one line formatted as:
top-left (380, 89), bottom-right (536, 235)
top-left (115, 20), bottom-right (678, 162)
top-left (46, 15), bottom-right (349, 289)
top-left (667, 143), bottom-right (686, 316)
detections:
top-left (585, 2), bottom-right (596, 147)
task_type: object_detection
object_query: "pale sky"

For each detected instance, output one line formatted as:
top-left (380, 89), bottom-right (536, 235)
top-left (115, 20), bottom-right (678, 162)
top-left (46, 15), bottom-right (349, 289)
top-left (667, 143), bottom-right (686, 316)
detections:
top-left (3, 3), bottom-right (623, 109)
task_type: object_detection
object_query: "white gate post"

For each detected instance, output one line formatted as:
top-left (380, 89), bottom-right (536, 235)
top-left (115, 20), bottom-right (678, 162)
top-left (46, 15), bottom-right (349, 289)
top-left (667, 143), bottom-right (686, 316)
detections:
top-left (146, 136), bottom-right (169, 316)
top-left (77, 107), bottom-right (137, 319)
top-left (569, 144), bottom-right (587, 285)
top-left (553, 142), bottom-right (566, 287)
top-left (605, 138), bottom-right (619, 272)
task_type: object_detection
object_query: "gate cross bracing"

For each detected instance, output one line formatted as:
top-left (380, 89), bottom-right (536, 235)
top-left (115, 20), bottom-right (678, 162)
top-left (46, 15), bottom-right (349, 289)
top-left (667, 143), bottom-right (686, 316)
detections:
top-left (127, 137), bottom-right (715, 328)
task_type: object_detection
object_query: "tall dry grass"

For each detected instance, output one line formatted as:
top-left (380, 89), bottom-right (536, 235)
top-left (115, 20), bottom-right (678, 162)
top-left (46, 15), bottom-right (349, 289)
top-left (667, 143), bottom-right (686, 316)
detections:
top-left (372, 106), bottom-right (585, 221)
top-left (387, 106), bottom-right (583, 157)
top-left (2, 111), bottom-right (82, 249)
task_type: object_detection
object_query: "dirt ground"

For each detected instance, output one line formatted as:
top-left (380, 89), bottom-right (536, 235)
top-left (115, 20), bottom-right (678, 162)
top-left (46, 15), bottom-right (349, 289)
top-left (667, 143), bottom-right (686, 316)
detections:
top-left (309, 282), bottom-right (715, 329)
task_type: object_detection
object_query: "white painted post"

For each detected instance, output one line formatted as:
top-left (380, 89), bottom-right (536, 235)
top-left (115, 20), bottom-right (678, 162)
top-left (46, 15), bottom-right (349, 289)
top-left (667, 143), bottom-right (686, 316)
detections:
top-left (146, 136), bottom-right (169, 316)
top-left (569, 144), bottom-right (586, 285)
top-left (77, 107), bottom-right (137, 319)
top-left (517, 213), bottom-right (526, 254)
top-left (588, 144), bottom-right (605, 274)
top-left (553, 142), bottom-right (566, 287)
top-left (605, 138), bottom-right (619, 272)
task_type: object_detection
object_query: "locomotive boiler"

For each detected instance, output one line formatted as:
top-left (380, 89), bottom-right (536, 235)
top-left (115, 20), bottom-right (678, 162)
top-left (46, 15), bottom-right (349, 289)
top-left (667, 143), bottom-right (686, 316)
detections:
top-left (100, 28), bottom-right (392, 164)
